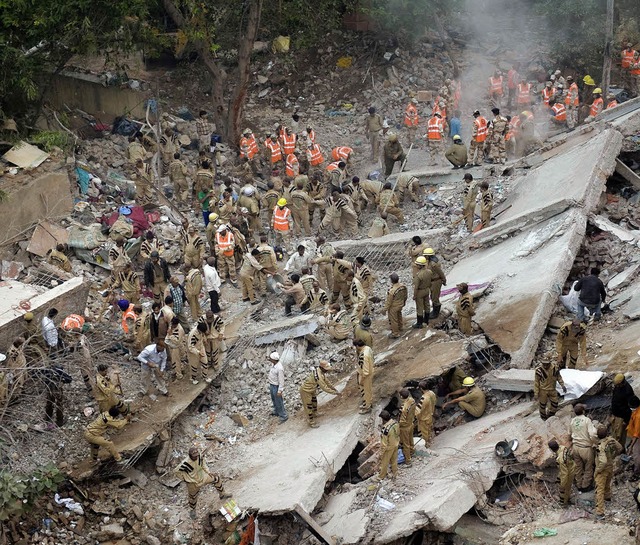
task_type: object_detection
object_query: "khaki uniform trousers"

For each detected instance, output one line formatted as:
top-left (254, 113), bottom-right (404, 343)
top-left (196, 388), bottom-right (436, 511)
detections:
top-left (399, 425), bottom-right (414, 463)
top-left (490, 135), bottom-right (506, 161)
top-left (169, 346), bottom-right (184, 378)
top-left (217, 254), bottom-right (236, 282)
top-left (84, 432), bottom-right (121, 461)
top-left (379, 445), bottom-right (398, 479)
top-left (184, 251), bottom-right (201, 269)
top-left (458, 315), bottom-right (472, 335)
top-left (291, 208), bottom-right (312, 237)
top-left (358, 372), bottom-right (373, 409)
top-left (538, 388), bottom-right (559, 419)
top-left (388, 304), bottom-right (404, 335)
top-left (559, 344), bottom-right (579, 369)
top-left (186, 474), bottom-right (225, 509)
top-left (203, 337), bottom-right (222, 373)
top-left (558, 461), bottom-right (575, 505)
top-left (331, 281), bottom-right (351, 309)
top-left (415, 291), bottom-right (430, 316)
top-left (379, 205), bottom-right (404, 224)
top-left (480, 207), bottom-right (492, 228)
top-left (463, 205), bottom-right (475, 232)
top-left (152, 280), bottom-right (167, 304)
top-left (610, 415), bottom-right (627, 447)
top-left (572, 445), bottom-right (595, 489)
top-left (124, 290), bottom-right (140, 305)
top-left (240, 272), bottom-right (256, 302)
top-left (317, 263), bottom-right (333, 292)
top-left (417, 418), bottom-right (433, 445)
top-left (469, 139), bottom-right (484, 165)
top-left (594, 467), bottom-right (613, 515)
top-left (300, 389), bottom-right (318, 424)
top-left (187, 294), bottom-right (202, 319)
top-left (430, 281), bottom-right (443, 307)
top-left (188, 350), bottom-right (208, 382)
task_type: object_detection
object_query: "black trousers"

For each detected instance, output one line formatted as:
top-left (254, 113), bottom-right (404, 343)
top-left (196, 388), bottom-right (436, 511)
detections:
top-left (209, 290), bottom-right (220, 313)
top-left (45, 384), bottom-right (64, 426)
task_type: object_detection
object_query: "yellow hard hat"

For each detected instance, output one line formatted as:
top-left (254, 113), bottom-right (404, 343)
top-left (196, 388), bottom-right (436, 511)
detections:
top-left (422, 247), bottom-right (435, 256)
top-left (24, 312), bottom-right (34, 321)
top-left (583, 75), bottom-right (595, 86)
top-left (593, 87), bottom-right (602, 94)
top-left (462, 377), bottom-right (475, 387)
top-left (453, 134), bottom-right (462, 141)
top-left (415, 256), bottom-right (427, 265)
top-left (388, 133), bottom-right (398, 142)
top-left (277, 198), bottom-right (287, 206)
top-left (208, 212), bottom-right (219, 222)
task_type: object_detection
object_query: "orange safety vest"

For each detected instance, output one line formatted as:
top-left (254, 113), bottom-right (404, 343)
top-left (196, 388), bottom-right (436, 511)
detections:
top-left (607, 100), bottom-right (618, 109)
top-left (427, 117), bottom-right (444, 140)
top-left (507, 69), bottom-right (518, 89)
top-left (517, 83), bottom-right (531, 104)
top-left (62, 314), bottom-right (85, 331)
top-left (541, 87), bottom-right (554, 106)
top-left (306, 129), bottom-right (316, 143)
top-left (564, 83), bottom-right (579, 107)
top-left (404, 103), bottom-right (419, 127)
top-left (432, 100), bottom-right (447, 120)
top-left (489, 76), bottom-right (503, 96)
top-left (240, 137), bottom-right (256, 160)
top-left (551, 103), bottom-right (567, 122)
top-left (248, 134), bottom-right (259, 156)
top-left (331, 146), bottom-right (353, 162)
top-left (589, 97), bottom-right (604, 117)
top-left (632, 61), bottom-right (640, 76)
top-left (622, 49), bottom-right (637, 69)
top-left (265, 138), bottom-right (282, 163)
top-left (281, 133), bottom-right (296, 155)
top-left (216, 231), bottom-right (235, 257)
top-left (326, 162), bottom-right (341, 172)
top-left (510, 116), bottom-right (521, 137)
top-left (273, 206), bottom-right (291, 231)
top-left (473, 116), bottom-right (488, 143)
top-left (309, 144), bottom-right (324, 166)
top-left (285, 154), bottom-right (299, 177)
top-left (121, 305), bottom-right (137, 334)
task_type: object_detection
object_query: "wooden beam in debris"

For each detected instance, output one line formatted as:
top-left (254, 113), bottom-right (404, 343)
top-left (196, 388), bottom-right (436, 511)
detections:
top-left (615, 159), bottom-right (640, 191)
top-left (293, 504), bottom-right (336, 545)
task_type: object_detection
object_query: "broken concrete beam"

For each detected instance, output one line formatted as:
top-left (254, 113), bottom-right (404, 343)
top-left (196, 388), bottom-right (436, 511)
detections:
top-left (319, 489), bottom-right (369, 545)
top-left (255, 317), bottom-right (318, 345)
top-left (622, 289), bottom-right (640, 319)
top-left (485, 369), bottom-right (536, 392)
top-left (615, 158), bottom-right (640, 190)
top-left (294, 504), bottom-right (336, 545)
top-left (357, 451), bottom-right (380, 480)
top-left (608, 264), bottom-right (640, 290)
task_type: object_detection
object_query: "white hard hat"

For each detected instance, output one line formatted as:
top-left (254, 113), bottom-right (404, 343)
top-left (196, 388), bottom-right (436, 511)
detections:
top-left (269, 351), bottom-right (280, 361)
top-left (382, 120), bottom-right (389, 129)
top-left (0, 353), bottom-right (5, 363)
top-left (217, 225), bottom-right (227, 233)
top-left (242, 186), bottom-right (255, 196)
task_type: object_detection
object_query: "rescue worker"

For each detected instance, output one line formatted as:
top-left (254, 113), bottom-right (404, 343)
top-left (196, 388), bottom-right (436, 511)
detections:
top-left (541, 80), bottom-right (555, 108)
top-left (239, 249), bottom-right (269, 305)
top-left (423, 248), bottom-right (446, 319)
top-left (261, 181), bottom-right (280, 226)
top-left (479, 181), bottom-right (493, 229)
top-left (455, 282), bottom-right (475, 335)
top-left (137, 340), bottom-right (168, 396)
top-left (299, 360), bottom-right (339, 428)
top-left (187, 321), bottom-right (209, 385)
top-left (548, 439), bottom-right (576, 506)
top-left (377, 182), bottom-right (405, 224)
top-left (332, 145), bottom-right (354, 165)
top-left (265, 133), bottom-right (283, 167)
top-left (610, 373), bottom-right (634, 448)
top-left (556, 318), bottom-right (587, 369)
top-left (84, 405), bottom-right (129, 463)
top-left (626, 396), bottom-right (640, 480)
top-left (256, 235), bottom-right (277, 294)
top-left (354, 316), bottom-right (373, 348)
top-left (134, 159), bottom-right (154, 203)
top-left (143, 251), bottom-right (171, 304)
top-left (197, 311), bottom-right (224, 375)
top-left (368, 212), bottom-right (389, 237)
top-left (94, 363), bottom-right (121, 413)
top-left (290, 180), bottom-right (319, 237)
top-left (183, 225), bottom-right (205, 269)
top-left (395, 173), bottom-right (421, 204)
top-left (326, 161), bottom-right (348, 193)
top-left (175, 446), bottom-right (229, 518)
top-left (327, 303), bottom-right (352, 341)
top-left (237, 186), bottom-right (261, 245)
top-left (534, 357), bottom-right (566, 419)
top-left (365, 107), bottom-right (384, 162)
top-left (285, 150), bottom-right (300, 178)
top-left (488, 108), bottom-right (508, 164)
top-left (383, 133), bottom-right (406, 177)
top-left (279, 274), bottom-right (308, 316)
top-left (281, 127), bottom-right (297, 157)
top-left (354, 339), bottom-right (374, 413)
top-left (112, 262), bottom-right (140, 304)
top-left (140, 231), bottom-right (161, 262)
top-left (589, 88), bottom-right (604, 118)
top-left (488, 69), bottom-right (504, 109)
top-left (516, 80), bottom-right (533, 109)
top-left (239, 128), bottom-right (260, 173)
top-left (398, 389), bottom-right (416, 466)
top-left (426, 112), bottom-right (445, 160)
top-left (272, 198), bottom-right (292, 249)
top-left (133, 305), bottom-right (150, 350)
top-left (412, 256), bottom-right (432, 329)
top-left (468, 110), bottom-right (488, 166)
top-left (594, 426), bottom-right (622, 518)
top-left (378, 410), bottom-right (400, 480)
top-left (313, 236), bottom-right (335, 292)
top-left (307, 173), bottom-right (327, 224)
top-left (169, 152), bottom-right (189, 203)
top-left (404, 98), bottom-right (419, 145)
top-left (565, 76), bottom-right (580, 129)
top-left (445, 135), bottom-right (468, 169)
top-left (166, 316), bottom-right (187, 380)
top-left (606, 93), bottom-right (618, 109)
top-left (127, 133), bottom-right (146, 163)
top-left (307, 141), bottom-right (324, 171)
top-left (48, 243), bottom-right (72, 273)
top-left (301, 281), bottom-right (329, 313)
top-left (549, 99), bottom-right (567, 126)
top-left (630, 51), bottom-right (640, 97)
top-left (215, 225), bottom-right (237, 285)
top-left (109, 236), bottom-right (131, 279)
top-left (416, 380), bottom-right (436, 445)
top-left (184, 264), bottom-right (203, 318)
top-left (442, 376), bottom-right (486, 418)
top-left (570, 403), bottom-right (598, 491)
top-left (408, 236), bottom-right (427, 275)
top-left (330, 251), bottom-right (353, 308)
top-left (382, 273), bottom-right (408, 338)
top-left (506, 63), bottom-right (520, 110)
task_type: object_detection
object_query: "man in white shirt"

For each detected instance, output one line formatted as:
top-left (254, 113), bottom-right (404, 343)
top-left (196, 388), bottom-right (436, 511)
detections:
top-left (284, 244), bottom-right (313, 275)
top-left (41, 308), bottom-right (62, 356)
top-left (137, 340), bottom-right (168, 395)
top-left (267, 351), bottom-right (288, 423)
top-left (203, 257), bottom-right (221, 313)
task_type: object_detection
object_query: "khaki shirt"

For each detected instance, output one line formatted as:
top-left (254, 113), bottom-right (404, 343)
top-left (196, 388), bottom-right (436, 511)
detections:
top-left (354, 326), bottom-right (373, 348)
top-left (381, 419), bottom-right (400, 449)
top-left (86, 412), bottom-right (127, 436)
top-left (416, 390), bottom-right (436, 423)
top-left (399, 397), bottom-right (416, 429)
top-left (457, 386), bottom-right (486, 417)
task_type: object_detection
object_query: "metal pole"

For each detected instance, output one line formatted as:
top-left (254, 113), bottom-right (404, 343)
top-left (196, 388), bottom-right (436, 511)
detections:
top-left (601, 0), bottom-right (615, 99)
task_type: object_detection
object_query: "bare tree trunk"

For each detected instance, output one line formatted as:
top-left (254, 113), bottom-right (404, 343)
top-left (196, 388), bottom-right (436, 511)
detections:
top-left (601, 0), bottom-right (615, 99)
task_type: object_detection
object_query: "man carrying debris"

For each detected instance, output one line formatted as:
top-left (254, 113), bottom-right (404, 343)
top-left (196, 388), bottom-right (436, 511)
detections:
top-left (556, 318), bottom-right (587, 369)
top-left (176, 446), bottom-right (230, 518)
top-left (548, 439), bottom-right (576, 506)
top-left (610, 374), bottom-right (634, 447)
top-left (534, 358), bottom-right (566, 419)
top-left (594, 426), bottom-right (623, 518)
top-left (382, 273), bottom-right (407, 339)
top-left (398, 389), bottom-right (416, 466)
top-left (300, 360), bottom-right (339, 428)
top-left (442, 376), bottom-right (486, 419)
top-left (455, 283), bottom-right (475, 335)
top-left (84, 405), bottom-right (129, 463)
top-left (354, 339), bottom-right (374, 414)
top-left (416, 380), bottom-right (437, 446)
top-left (377, 410), bottom-right (400, 481)
top-left (574, 268), bottom-right (606, 323)
top-left (267, 352), bottom-right (288, 424)
top-left (144, 251), bottom-right (171, 304)
top-left (137, 339), bottom-right (168, 396)
top-left (383, 133), bottom-right (406, 178)
top-left (412, 256), bottom-right (432, 329)
top-left (570, 403), bottom-right (598, 492)
top-left (47, 243), bottom-right (72, 273)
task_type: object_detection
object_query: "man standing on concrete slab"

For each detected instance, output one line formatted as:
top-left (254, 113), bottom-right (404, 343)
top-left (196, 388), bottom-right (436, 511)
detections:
top-left (299, 360), bottom-right (339, 428)
top-left (347, 271), bottom-right (368, 325)
top-left (184, 264), bottom-right (204, 319)
top-left (478, 181), bottom-right (494, 229)
top-left (398, 389), bottom-right (416, 466)
top-left (383, 273), bottom-right (407, 339)
top-left (408, 236), bottom-right (427, 276)
top-left (534, 358), bottom-right (566, 419)
top-left (626, 396), bottom-right (640, 481)
top-left (267, 352), bottom-right (288, 424)
top-left (383, 133), bottom-right (406, 178)
top-left (416, 381), bottom-right (437, 446)
top-left (594, 426), bottom-right (622, 518)
top-left (354, 316), bottom-right (373, 348)
top-left (188, 322), bottom-right (209, 386)
top-left (548, 439), bottom-right (576, 506)
top-left (203, 257), bottom-right (221, 314)
top-left (423, 248), bottom-right (446, 319)
top-left (354, 339), bottom-right (374, 414)
top-left (461, 174), bottom-right (478, 233)
top-left (455, 283), bottom-right (475, 335)
top-left (176, 446), bottom-right (230, 519)
top-left (610, 374), bottom-right (634, 448)
top-left (574, 268), bottom-right (606, 322)
top-left (556, 319), bottom-right (587, 369)
top-left (570, 403), bottom-right (598, 492)
top-left (412, 256), bottom-right (432, 329)
top-left (137, 340), bottom-right (168, 396)
top-left (442, 377), bottom-right (486, 419)
top-left (377, 410), bottom-right (400, 480)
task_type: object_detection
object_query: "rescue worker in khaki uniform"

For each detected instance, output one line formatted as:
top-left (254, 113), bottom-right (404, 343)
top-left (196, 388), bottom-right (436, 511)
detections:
top-left (594, 426), bottom-right (622, 517)
top-left (134, 305), bottom-right (151, 351)
top-left (365, 107), bottom-right (383, 162)
top-left (398, 389), bottom-right (416, 466)
top-left (113, 263), bottom-right (140, 304)
top-left (423, 248), bottom-right (446, 319)
top-left (48, 244), bottom-right (72, 273)
top-left (313, 237), bottom-right (335, 292)
top-left (256, 235), bottom-right (277, 294)
top-left (556, 319), bottom-right (587, 369)
top-left (301, 281), bottom-right (329, 313)
top-left (416, 381), bottom-right (436, 445)
top-left (383, 133), bottom-right (406, 178)
top-left (330, 252), bottom-right (353, 309)
top-left (239, 249), bottom-right (274, 304)
top-left (175, 447), bottom-right (229, 517)
top-left (140, 232), bottom-right (161, 262)
top-left (184, 264), bottom-right (203, 318)
top-left (570, 404), bottom-right (598, 491)
top-left (455, 282), bottom-right (475, 335)
top-left (188, 322), bottom-right (209, 385)
top-left (534, 358), bottom-right (566, 419)
top-left (183, 225), bottom-right (205, 269)
top-left (347, 271), bottom-right (368, 324)
top-left (327, 304), bottom-right (353, 341)
top-left (412, 256), bottom-right (432, 329)
top-left (377, 182), bottom-right (405, 224)
top-left (354, 316), bottom-right (373, 348)
top-left (166, 316), bottom-right (186, 380)
top-left (548, 439), bottom-right (576, 506)
top-left (383, 273), bottom-right (408, 338)
top-left (261, 181), bottom-right (280, 227)
top-left (84, 406), bottom-right (129, 463)
top-left (443, 377), bottom-right (486, 418)
top-left (378, 410), bottom-right (400, 480)
top-left (354, 339), bottom-right (374, 414)
top-left (299, 360), bottom-right (339, 428)
top-left (289, 181), bottom-right (321, 237)
top-left (461, 174), bottom-right (478, 232)
top-left (169, 152), bottom-right (189, 202)
top-left (197, 312), bottom-right (224, 375)
top-left (488, 108), bottom-right (508, 164)
top-left (478, 181), bottom-right (494, 229)
top-left (396, 173), bottom-right (421, 205)
top-left (94, 364), bottom-right (121, 413)
top-left (408, 236), bottom-right (428, 275)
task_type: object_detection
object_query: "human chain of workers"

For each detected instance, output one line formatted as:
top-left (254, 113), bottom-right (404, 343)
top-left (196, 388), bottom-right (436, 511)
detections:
top-left (3, 46), bottom-right (638, 519)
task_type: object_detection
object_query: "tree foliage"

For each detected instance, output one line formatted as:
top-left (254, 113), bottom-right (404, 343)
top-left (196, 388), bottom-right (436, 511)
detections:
top-left (0, 464), bottom-right (64, 522)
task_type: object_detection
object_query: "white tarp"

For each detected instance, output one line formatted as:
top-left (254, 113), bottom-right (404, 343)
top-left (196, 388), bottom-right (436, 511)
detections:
top-left (557, 369), bottom-right (604, 400)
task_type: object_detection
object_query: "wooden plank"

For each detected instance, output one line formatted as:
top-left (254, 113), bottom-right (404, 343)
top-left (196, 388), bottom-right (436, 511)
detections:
top-left (294, 504), bottom-right (336, 545)
top-left (615, 158), bottom-right (640, 190)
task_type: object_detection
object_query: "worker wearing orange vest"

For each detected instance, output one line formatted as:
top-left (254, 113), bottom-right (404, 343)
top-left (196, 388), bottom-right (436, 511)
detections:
top-left (631, 52), bottom-right (640, 96)
top-left (305, 126), bottom-right (316, 144)
top-left (426, 113), bottom-right (445, 158)
top-left (564, 76), bottom-right (580, 129)
top-left (622, 43), bottom-right (637, 69)
top-left (549, 100), bottom-right (567, 125)
top-left (281, 128), bottom-right (297, 156)
top-left (541, 81), bottom-right (554, 108)
top-left (404, 98), bottom-right (420, 145)
top-left (488, 70), bottom-right (504, 109)
top-left (285, 152), bottom-right (300, 178)
top-left (265, 134), bottom-right (283, 166)
top-left (432, 99), bottom-right (447, 120)
top-left (468, 110), bottom-right (488, 166)
top-left (239, 129), bottom-right (258, 160)
top-left (589, 88), bottom-right (604, 118)
top-left (272, 198), bottom-right (292, 249)
top-left (516, 82), bottom-right (532, 107)
top-left (62, 314), bottom-right (86, 332)
top-left (332, 146), bottom-right (354, 164)
top-left (215, 225), bottom-right (237, 284)
top-left (119, 301), bottom-right (137, 336)
top-left (307, 142), bottom-right (324, 168)
top-left (606, 93), bottom-right (618, 109)
top-left (507, 63), bottom-right (520, 110)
